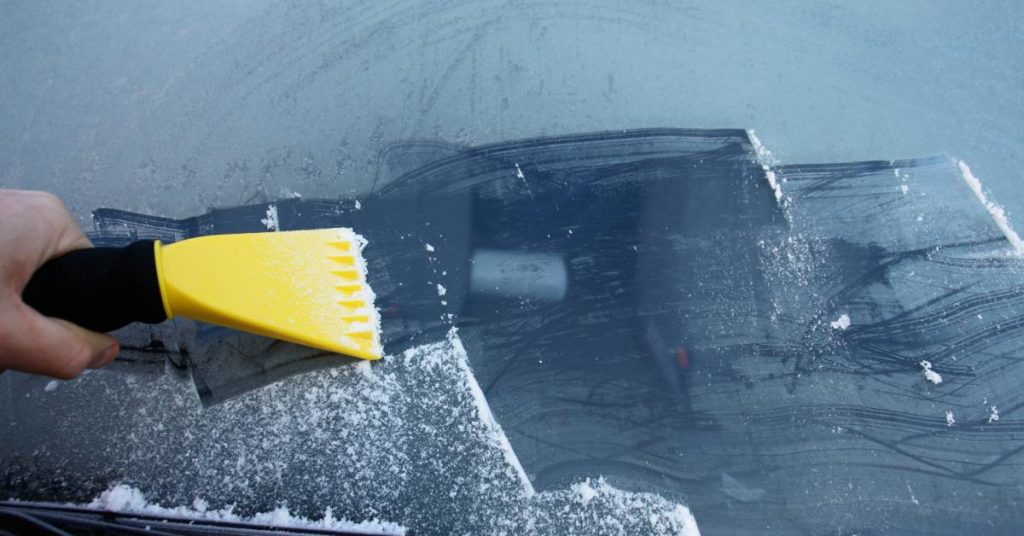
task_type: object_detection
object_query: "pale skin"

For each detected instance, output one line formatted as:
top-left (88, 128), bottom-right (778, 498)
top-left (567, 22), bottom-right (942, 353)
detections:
top-left (0, 190), bottom-right (119, 378)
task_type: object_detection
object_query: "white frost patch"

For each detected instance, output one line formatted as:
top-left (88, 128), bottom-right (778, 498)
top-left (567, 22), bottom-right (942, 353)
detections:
top-left (436, 283), bottom-right (447, 297)
top-left (446, 329), bottom-right (536, 496)
top-left (748, 130), bottom-right (786, 207)
top-left (830, 314), bottom-right (851, 331)
top-left (261, 204), bottom-right (280, 231)
top-left (956, 160), bottom-right (1024, 256)
top-left (44, 380), bottom-right (59, 392)
top-left (85, 484), bottom-right (406, 535)
top-left (946, 410), bottom-right (956, 427)
top-left (425, 243), bottom-right (435, 253)
top-left (919, 360), bottom-right (943, 385)
top-left (53, 327), bottom-right (698, 535)
top-left (988, 406), bottom-right (999, 424)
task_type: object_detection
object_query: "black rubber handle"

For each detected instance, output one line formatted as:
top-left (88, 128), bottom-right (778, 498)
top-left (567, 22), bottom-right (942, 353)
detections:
top-left (22, 240), bottom-right (168, 333)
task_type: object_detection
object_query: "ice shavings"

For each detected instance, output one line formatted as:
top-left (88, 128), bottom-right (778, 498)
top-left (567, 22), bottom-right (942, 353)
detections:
top-left (43, 380), bottom-right (59, 392)
top-left (436, 283), bottom-right (447, 297)
top-left (747, 130), bottom-right (787, 208)
top-left (425, 243), bottom-right (435, 253)
top-left (337, 229), bottom-right (381, 357)
top-left (989, 406), bottom-right (1000, 424)
top-left (907, 483), bottom-right (920, 506)
top-left (354, 360), bottom-right (374, 378)
top-left (86, 484), bottom-right (406, 535)
top-left (558, 478), bottom-right (700, 536)
top-left (514, 162), bottom-right (536, 199)
top-left (52, 330), bottom-right (698, 535)
top-left (575, 478), bottom-right (598, 506)
top-left (278, 227), bottom-right (381, 357)
top-left (830, 314), bottom-right (851, 330)
top-left (919, 360), bottom-right (943, 385)
top-left (946, 410), bottom-right (956, 427)
top-left (260, 204), bottom-right (280, 231)
top-left (896, 168), bottom-right (910, 195)
top-left (956, 160), bottom-right (1024, 256)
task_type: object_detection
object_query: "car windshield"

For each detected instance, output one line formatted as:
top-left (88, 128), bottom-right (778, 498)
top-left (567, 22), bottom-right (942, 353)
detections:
top-left (3, 3), bottom-right (1024, 535)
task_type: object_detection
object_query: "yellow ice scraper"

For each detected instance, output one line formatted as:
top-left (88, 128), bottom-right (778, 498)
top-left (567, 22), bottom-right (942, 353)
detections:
top-left (23, 229), bottom-right (382, 360)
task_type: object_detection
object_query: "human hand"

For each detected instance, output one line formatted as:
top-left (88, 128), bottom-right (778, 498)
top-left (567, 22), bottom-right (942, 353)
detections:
top-left (0, 190), bottom-right (119, 378)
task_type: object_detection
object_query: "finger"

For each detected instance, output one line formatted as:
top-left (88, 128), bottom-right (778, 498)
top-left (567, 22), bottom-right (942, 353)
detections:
top-left (0, 302), bottom-right (118, 379)
top-left (0, 191), bottom-right (92, 279)
top-left (54, 318), bottom-right (120, 369)
top-left (33, 192), bottom-right (92, 257)
top-left (1, 190), bottom-right (91, 251)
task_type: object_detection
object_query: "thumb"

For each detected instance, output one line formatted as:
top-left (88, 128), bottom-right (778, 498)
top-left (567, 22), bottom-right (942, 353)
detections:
top-left (1, 302), bottom-right (119, 379)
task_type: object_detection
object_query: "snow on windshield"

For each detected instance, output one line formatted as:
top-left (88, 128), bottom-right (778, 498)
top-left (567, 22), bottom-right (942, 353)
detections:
top-left (13, 328), bottom-right (698, 535)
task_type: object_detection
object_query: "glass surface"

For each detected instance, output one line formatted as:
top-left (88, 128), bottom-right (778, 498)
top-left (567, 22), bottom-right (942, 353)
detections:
top-left (3, 2), bottom-right (1024, 535)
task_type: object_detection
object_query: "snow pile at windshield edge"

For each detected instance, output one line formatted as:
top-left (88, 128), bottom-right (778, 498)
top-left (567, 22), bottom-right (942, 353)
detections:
top-left (86, 484), bottom-right (406, 535)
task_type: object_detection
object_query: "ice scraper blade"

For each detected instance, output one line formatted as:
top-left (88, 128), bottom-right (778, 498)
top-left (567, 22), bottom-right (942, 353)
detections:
top-left (22, 229), bottom-right (382, 360)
